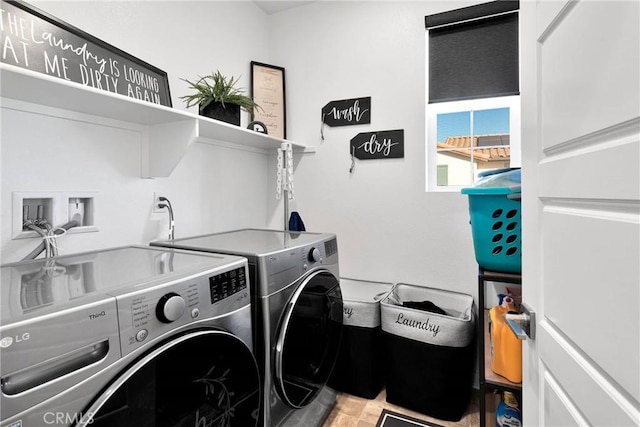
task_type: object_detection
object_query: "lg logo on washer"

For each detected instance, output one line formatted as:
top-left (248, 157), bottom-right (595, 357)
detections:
top-left (0, 332), bottom-right (30, 348)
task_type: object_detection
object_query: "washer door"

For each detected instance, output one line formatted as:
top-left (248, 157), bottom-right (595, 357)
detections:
top-left (275, 270), bottom-right (343, 408)
top-left (77, 330), bottom-right (260, 427)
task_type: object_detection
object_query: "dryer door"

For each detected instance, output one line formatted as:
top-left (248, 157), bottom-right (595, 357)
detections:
top-left (275, 270), bottom-right (343, 408)
top-left (77, 330), bottom-right (260, 427)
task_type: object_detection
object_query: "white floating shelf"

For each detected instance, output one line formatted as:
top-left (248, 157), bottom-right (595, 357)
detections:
top-left (1, 64), bottom-right (314, 177)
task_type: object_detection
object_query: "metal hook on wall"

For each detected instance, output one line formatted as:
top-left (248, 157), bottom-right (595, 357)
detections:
top-left (349, 146), bottom-right (356, 174)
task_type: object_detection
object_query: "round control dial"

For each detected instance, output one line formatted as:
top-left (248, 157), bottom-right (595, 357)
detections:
top-left (156, 292), bottom-right (186, 323)
top-left (308, 247), bottom-right (321, 263)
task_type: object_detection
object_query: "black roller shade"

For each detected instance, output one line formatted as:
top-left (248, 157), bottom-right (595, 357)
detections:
top-left (426, 1), bottom-right (519, 103)
top-left (425, 1), bottom-right (519, 29)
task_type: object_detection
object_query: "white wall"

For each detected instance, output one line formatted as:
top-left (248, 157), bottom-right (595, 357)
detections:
top-left (2, 1), bottom-right (482, 303)
top-left (1, 1), bottom-right (273, 262)
top-left (266, 1), bottom-right (480, 295)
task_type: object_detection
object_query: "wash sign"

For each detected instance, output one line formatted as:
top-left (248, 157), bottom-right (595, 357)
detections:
top-left (322, 97), bottom-right (371, 127)
top-left (0, 0), bottom-right (172, 106)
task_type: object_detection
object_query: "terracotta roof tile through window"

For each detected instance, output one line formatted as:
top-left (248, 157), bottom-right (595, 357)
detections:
top-left (437, 134), bottom-right (510, 163)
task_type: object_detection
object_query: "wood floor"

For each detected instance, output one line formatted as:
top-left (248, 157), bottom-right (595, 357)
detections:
top-left (322, 389), bottom-right (480, 427)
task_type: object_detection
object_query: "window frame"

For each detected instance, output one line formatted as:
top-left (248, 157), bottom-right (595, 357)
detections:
top-left (425, 95), bottom-right (521, 192)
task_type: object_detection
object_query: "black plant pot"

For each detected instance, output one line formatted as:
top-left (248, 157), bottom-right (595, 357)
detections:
top-left (199, 102), bottom-right (241, 126)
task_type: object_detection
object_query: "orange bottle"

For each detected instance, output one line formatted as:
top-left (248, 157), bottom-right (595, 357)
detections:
top-left (488, 294), bottom-right (522, 383)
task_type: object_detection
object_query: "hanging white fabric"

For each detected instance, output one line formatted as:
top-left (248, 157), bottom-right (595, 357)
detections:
top-left (276, 142), bottom-right (294, 230)
top-left (276, 142), bottom-right (294, 200)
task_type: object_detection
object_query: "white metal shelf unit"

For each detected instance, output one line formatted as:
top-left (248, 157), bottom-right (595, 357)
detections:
top-left (0, 64), bottom-right (314, 178)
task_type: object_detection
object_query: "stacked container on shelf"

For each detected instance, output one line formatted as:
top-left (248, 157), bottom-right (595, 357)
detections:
top-left (461, 168), bottom-right (522, 274)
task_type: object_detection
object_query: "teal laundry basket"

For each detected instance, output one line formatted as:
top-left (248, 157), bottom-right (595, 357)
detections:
top-left (461, 168), bottom-right (521, 273)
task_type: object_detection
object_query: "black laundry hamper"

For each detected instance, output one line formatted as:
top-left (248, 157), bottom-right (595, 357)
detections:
top-left (328, 278), bottom-right (393, 399)
top-left (381, 283), bottom-right (476, 421)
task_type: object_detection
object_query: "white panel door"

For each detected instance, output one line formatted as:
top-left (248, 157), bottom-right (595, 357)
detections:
top-left (521, 1), bottom-right (640, 426)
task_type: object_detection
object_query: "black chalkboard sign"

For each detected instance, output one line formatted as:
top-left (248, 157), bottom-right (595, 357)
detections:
top-left (350, 130), bottom-right (404, 160)
top-left (322, 97), bottom-right (371, 127)
top-left (0, 0), bottom-right (171, 106)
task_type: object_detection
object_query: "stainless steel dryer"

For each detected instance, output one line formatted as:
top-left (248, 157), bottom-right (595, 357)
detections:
top-left (151, 229), bottom-right (343, 427)
top-left (0, 246), bottom-right (260, 427)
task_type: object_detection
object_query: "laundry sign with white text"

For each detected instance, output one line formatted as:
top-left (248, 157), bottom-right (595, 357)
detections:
top-left (350, 130), bottom-right (404, 160)
top-left (0, 0), bottom-right (172, 106)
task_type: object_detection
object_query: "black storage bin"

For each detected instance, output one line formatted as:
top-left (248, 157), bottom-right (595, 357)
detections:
top-left (381, 283), bottom-right (476, 421)
top-left (328, 278), bottom-right (393, 399)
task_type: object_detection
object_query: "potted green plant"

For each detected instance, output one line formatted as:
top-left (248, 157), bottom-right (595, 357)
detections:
top-left (180, 70), bottom-right (261, 126)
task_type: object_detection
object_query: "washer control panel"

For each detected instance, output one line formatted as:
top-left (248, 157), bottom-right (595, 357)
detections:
top-left (117, 264), bottom-right (249, 356)
top-left (208, 267), bottom-right (247, 304)
top-left (156, 292), bottom-right (186, 323)
top-left (307, 247), bottom-right (321, 263)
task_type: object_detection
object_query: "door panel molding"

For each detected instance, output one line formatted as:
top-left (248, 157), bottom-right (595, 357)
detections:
top-left (541, 208), bottom-right (640, 400)
top-left (540, 140), bottom-right (640, 201)
top-left (539, 1), bottom-right (640, 149)
top-left (539, 324), bottom-right (639, 426)
top-left (543, 370), bottom-right (584, 427)
top-left (541, 117), bottom-right (639, 157)
top-left (542, 199), bottom-right (639, 223)
top-left (536, 0), bottom-right (575, 42)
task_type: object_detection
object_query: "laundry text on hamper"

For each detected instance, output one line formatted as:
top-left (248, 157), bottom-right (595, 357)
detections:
top-left (394, 312), bottom-right (440, 337)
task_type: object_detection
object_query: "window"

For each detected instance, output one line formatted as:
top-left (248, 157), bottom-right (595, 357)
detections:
top-left (427, 96), bottom-right (520, 188)
top-left (425, 1), bottom-right (520, 191)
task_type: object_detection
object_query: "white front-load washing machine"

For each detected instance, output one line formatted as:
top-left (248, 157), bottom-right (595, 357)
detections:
top-left (0, 246), bottom-right (261, 427)
top-left (151, 229), bottom-right (343, 427)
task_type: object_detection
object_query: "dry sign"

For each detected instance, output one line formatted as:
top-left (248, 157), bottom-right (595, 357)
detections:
top-left (350, 130), bottom-right (404, 160)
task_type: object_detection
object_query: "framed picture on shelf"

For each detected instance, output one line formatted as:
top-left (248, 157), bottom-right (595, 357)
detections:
top-left (251, 61), bottom-right (286, 139)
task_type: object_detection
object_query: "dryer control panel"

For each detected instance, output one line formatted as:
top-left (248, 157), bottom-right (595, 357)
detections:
top-left (116, 263), bottom-right (250, 356)
top-left (257, 236), bottom-right (340, 296)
